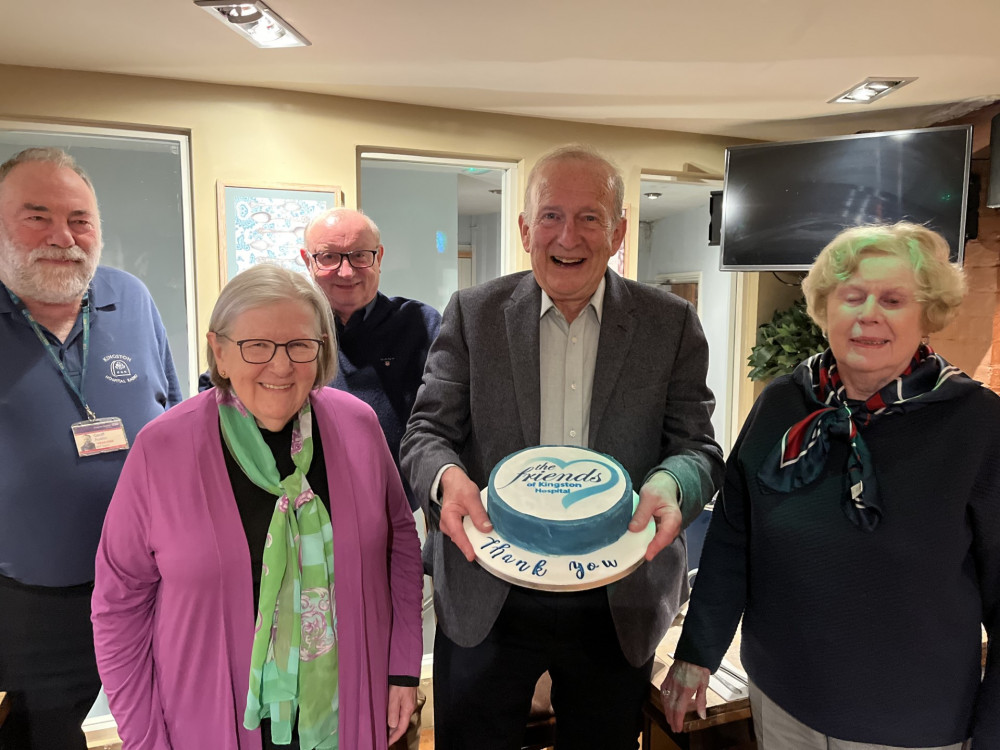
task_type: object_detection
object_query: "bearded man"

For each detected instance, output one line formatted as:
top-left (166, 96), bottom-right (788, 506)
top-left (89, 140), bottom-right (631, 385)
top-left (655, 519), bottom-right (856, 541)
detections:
top-left (0, 147), bottom-right (181, 750)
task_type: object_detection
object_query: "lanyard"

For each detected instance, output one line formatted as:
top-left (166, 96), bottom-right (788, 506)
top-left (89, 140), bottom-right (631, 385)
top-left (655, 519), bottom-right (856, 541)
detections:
top-left (5, 287), bottom-right (97, 421)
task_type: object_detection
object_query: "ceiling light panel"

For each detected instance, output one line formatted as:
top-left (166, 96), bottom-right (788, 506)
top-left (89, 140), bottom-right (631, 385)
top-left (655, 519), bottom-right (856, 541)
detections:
top-left (830, 77), bottom-right (915, 105)
top-left (194, 0), bottom-right (310, 48)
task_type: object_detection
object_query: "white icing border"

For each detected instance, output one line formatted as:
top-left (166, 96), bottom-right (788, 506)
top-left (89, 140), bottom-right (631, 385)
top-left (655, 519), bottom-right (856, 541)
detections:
top-left (464, 488), bottom-right (655, 591)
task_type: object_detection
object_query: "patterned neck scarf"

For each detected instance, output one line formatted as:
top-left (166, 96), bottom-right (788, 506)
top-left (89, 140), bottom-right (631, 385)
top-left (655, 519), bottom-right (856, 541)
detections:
top-left (217, 389), bottom-right (339, 749)
top-left (757, 345), bottom-right (980, 531)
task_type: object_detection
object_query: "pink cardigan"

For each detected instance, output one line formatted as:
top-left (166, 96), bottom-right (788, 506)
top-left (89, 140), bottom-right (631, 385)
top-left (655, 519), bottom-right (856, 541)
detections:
top-left (92, 388), bottom-right (423, 749)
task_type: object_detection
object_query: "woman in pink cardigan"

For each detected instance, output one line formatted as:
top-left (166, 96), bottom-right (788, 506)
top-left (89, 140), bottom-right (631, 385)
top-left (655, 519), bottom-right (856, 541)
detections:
top-left (92, 265), bottom-right (423, 750)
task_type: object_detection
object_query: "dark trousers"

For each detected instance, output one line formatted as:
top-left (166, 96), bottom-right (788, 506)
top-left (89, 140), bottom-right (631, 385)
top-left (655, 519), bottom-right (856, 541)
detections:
top-left (433, 586), bottom-right (653, 750)
top-left (0, 574), bottom-right (102, 750)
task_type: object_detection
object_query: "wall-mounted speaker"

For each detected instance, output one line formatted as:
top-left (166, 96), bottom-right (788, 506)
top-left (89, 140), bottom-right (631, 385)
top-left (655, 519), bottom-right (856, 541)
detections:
top-left (989, 113), bottom-right (1000, 209)
top-left (708, 190), bottom-right (722, 246)
top-left (967, 171), bottom-right (980, 241)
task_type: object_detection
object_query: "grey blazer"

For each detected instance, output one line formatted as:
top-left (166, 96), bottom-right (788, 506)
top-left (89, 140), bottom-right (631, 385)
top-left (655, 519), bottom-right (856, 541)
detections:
top-left (400, 270), bottom-right (724, 666)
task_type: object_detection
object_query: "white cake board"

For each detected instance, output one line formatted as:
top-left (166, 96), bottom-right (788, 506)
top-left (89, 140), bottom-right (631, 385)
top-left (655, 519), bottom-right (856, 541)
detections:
top-left (463, 488), bottom-right (655, 592)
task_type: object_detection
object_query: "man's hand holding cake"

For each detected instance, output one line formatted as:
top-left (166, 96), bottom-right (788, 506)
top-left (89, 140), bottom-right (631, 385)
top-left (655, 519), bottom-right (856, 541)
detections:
top-left (630, 470), bottom-right (683, 562)
top-left (438, 464), bottom-right (492, 563)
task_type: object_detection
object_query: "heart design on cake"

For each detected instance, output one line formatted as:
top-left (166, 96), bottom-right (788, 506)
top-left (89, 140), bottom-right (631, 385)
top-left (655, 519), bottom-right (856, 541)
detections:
top-left (493, 457), bottom-right (620, 510)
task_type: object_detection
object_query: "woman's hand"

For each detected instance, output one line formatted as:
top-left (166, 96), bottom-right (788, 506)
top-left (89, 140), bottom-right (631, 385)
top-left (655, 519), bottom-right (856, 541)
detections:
top-left (660, 659), bottom-right (711, 733)
top-left (387, 685), bottom-right (418, 745)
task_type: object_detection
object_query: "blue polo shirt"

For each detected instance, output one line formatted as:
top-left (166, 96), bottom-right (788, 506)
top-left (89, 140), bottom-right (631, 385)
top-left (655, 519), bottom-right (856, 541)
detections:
top-left (0, 266), bottom-right (182, 586)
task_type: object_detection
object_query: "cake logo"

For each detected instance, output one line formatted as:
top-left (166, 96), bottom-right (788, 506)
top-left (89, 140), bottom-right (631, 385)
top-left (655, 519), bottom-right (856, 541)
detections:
top-left (497, 458), bottom-right (619, 508)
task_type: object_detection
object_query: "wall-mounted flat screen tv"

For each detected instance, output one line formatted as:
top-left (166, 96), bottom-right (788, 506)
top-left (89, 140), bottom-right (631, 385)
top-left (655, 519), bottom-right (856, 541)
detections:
top-left (719, 125), bottom-right (972, 271)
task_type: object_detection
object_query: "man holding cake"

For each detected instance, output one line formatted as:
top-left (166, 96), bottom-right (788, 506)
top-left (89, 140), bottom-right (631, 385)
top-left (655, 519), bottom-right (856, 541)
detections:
top-left (401, 144), bottom-right (724, 749)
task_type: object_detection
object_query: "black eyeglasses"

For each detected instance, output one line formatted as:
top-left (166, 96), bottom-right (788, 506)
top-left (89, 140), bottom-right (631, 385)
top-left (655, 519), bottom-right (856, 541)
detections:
top-left (220, 335), bottom-right (324, 364)
top-left (309, 249), bottom-right (378, 270)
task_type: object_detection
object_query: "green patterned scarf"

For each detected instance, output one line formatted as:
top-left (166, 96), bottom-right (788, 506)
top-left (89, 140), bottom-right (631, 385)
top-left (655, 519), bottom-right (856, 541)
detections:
top-left (217, 388), bottom-right (339, 749)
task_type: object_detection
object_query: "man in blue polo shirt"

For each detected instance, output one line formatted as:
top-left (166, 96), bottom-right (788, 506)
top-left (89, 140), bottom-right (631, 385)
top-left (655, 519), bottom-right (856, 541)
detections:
top-left (0, 147), bottom-right (182, 750)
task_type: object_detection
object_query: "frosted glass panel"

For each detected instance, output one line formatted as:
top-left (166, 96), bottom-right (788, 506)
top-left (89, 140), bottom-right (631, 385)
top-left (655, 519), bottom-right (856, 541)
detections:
top-left (360, 158), bottom-right (509, 314)
top-left (360, 165), bottom-right (458, 314)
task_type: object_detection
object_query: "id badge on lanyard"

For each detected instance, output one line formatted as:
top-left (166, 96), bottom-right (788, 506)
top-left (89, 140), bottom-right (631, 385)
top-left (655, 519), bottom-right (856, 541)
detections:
top-left (71, 417), bottom-right (129, 456)
top-left (7, 288), bottom-right (130, 457)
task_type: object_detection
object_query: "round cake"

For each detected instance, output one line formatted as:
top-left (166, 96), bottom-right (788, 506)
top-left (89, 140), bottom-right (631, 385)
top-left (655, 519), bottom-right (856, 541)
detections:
top-left (487, 445), bottom-right (633, 556)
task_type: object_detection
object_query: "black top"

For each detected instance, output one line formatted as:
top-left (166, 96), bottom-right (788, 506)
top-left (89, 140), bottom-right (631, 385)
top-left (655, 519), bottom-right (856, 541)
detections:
top-left (674, 375), bottom-right (1000, 746)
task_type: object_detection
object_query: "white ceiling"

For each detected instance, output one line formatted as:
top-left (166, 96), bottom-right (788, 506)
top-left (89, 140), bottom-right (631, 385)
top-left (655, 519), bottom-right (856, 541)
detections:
top-left (1, 0), bottom-right (998, 141)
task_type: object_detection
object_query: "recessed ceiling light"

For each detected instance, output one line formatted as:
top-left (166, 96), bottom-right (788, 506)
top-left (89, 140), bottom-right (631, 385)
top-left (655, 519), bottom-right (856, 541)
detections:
top-left (194, 0), bottom-right (310, 48)
top-left (644, 192), bottom-right (662, 199)
top-left (830, 77), bottom-right (915, 105)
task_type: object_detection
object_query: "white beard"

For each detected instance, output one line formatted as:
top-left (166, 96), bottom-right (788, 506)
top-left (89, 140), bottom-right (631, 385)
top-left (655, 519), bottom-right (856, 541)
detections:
top-left (0, 230), bottom-right (101, 305)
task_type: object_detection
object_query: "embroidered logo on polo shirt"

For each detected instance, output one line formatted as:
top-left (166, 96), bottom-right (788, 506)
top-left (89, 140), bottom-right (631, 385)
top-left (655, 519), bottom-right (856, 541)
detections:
top-left (104, 354), bottom-right (139, 384)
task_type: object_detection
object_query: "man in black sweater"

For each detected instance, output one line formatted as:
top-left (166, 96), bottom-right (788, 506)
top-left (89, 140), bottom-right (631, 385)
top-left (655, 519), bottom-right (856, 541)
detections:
top-left (303, 210), bottom-right (439, 749)
top-left (300, 208), bottom-right (441, 513)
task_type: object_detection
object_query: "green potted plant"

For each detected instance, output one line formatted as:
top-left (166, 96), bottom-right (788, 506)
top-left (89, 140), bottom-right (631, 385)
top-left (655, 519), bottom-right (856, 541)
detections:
top-left (747, 298), bottom-right (827, 382)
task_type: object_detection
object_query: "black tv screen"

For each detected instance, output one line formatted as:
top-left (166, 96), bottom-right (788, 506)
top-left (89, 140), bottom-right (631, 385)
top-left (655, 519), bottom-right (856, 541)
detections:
top-left (719, 125), bottom-right (972, 271)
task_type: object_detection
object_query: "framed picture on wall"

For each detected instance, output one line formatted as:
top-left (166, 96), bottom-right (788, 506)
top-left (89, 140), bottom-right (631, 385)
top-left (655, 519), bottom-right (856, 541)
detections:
top-left (217, 181), bottom-right (343, 283)
top-left (608, 204), bottom-right (630, 277)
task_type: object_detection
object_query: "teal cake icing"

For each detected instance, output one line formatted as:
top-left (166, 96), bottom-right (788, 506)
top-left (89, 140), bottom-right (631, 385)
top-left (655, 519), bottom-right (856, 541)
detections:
top-left (487, 445), bottom-right (633, 556)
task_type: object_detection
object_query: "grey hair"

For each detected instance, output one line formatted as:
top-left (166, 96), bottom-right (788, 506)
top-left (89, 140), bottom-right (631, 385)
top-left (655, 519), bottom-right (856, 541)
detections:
top-left (206, 264), bottom-right (338, 391)
top-left (304, 207), bottom-right (381, 247)
top-left (522, 144), bottom-right (625, 224)
top-left (0, 147), bottom-right (96, 192)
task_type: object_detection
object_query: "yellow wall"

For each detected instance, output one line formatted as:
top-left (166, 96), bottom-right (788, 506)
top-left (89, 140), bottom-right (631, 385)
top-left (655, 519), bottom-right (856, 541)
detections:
top-left (0, 63), bottom-right (750, 363)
